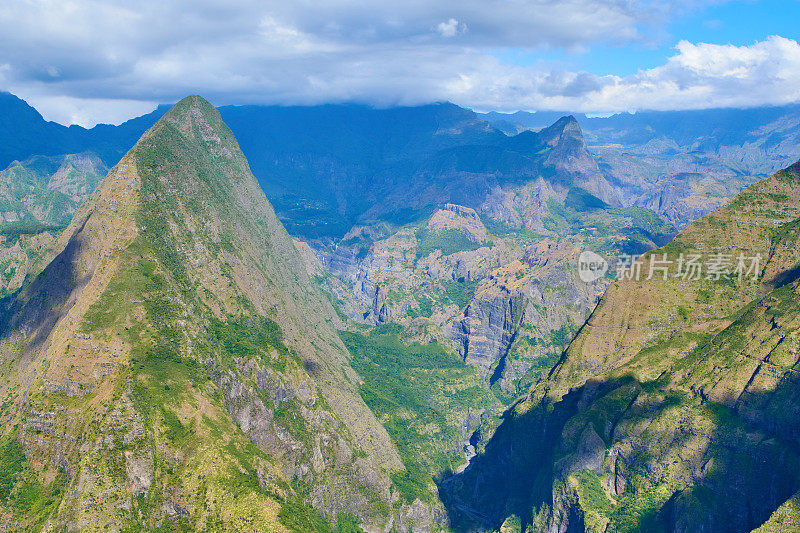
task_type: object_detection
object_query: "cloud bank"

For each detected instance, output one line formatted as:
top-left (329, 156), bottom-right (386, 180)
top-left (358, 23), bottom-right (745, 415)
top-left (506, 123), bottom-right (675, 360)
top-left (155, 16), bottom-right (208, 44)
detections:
top-left (0, 0), bottom-right (797, 125)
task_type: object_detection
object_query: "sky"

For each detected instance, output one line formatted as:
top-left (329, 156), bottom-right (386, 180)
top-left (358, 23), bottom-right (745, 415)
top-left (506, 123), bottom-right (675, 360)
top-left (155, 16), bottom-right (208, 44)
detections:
top-left (0, 0), bottom-right (799, 126)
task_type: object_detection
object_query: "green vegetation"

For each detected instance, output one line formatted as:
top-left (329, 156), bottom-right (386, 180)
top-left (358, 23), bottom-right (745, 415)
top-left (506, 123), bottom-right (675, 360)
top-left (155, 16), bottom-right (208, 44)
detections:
top-left (10, 474), bottom-right (67, 530)
top-left (0, 433), bottom-right (25, 501)
top-left (273, 398), bottom-right (311, 447)
top-left (341, 327), bottom-right (501, 503)
top-left (0, 220), bottom-right (64, 241)
top-left (543, 197), bottom-right (674, 255)
top-left (161, 407), bottom-right (194, 445)
top-left (278, 498), bottom-right (365, 533)
top-left (565, 187), bottom-right (608, 212)
top-left (278, 498), bottom-right (334, 532)
top-left (549, 323), bottom-right (574, 351)
top-left (501, 515), bottom-right (523, 533)
top-left (574, 470), bottom-right (613, 518)
top-left (609, 477), bottom-right (673, 533)
top-left (496, 323), bottom-right (578, 399)
top-left (129, 329), bottom-right (205, 425)
top-left (390, 461), bottom-right (434, 505)
top-left (209, 315), bottom-right (289, 370)
top-left (406, 279), bottom-right (479, 319)
top-left (441, 279), bottom-right (480, 309)
top-left (407, 294), bottom-right (434, 319)
top-left (572, 469), bottom-right (672, 533)
top-left (81, 255), bottom-right (162, 333)
top-left (415, 228), bottom-right (483, 259)
top-left (480, 215), bottom-right (544, 245)
top-left (0, 431), bottom-right (67, 529)
top-left (0, 154), bottom-right (105, 235)
top-left (608, 206), bottom-right (674, 238)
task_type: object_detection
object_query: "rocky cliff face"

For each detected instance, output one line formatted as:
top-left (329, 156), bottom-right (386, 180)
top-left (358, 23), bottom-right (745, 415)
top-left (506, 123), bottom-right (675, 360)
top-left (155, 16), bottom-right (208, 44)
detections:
top-left (538, 117), bottom-right (620, 207)
top-left (0, 96), bottom-right (413, 531)
top-left (270, 121), bottom-right (687, 531)
top-left (447, 240), bottom-right (607, 393)
top-left (440, 159), bottom-right (800, 532)
top-left (312, 167), bottom-right (667, 397)
top-left (595, 143), bottom-right (763, 230)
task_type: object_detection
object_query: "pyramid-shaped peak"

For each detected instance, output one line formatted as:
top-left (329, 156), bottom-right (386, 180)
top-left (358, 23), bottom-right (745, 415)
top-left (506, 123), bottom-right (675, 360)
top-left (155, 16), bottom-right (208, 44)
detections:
top-left (0, 89), bottom-right (402, 530)
top-left (536, 114), bottom-right (585, 148)
top-left (554, 114), bottom-right (579, 127)
top-left (542, 114), bottom-right (580, 135)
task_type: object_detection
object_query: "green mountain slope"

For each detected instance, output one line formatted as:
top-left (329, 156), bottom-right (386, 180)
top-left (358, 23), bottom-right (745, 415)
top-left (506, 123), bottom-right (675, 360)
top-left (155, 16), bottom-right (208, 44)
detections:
top-left (0, 153), bottom-right (106, 228)
top-left (0, 153), bottom-right (108, 298)
top-left (341, 325), bottom-right (503, 508)
top-left (0, 96), bottom-right (408, 531)
top-left (440, 160), bottom-right (800, 532)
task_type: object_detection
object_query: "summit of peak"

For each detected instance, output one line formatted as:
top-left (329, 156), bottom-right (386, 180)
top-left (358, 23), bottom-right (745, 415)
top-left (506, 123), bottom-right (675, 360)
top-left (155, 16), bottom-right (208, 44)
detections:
top-left (153, 94), bottom-right (224, 137)
top-left (543, 114), bottom-right (581, 134)
top-left (132, 94), bottom-right (243, 170)
top-left (556, 114), bottom-right (579, 126)
top-left (534, 113), bottom-right (586, 150)
top-left (168, 94), bottom-right (214, 112)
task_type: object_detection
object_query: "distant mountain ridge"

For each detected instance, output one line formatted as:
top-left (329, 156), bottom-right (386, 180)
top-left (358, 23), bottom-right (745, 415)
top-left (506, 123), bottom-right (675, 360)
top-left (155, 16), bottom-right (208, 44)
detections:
top-left (220, 104), bottom-right (622, 237)
top-left (0, 92), bottom-right (169, 170)
top-left (6, 92), bottom-right (800, 236)
top-left (482, 104), bottom-right (800, 150)
top-left (483, 105), bottom-right (800, 229)
top-left (1, 95), bottom-right (620, 237)
top-left (0, 152), bottom-right (106, 226)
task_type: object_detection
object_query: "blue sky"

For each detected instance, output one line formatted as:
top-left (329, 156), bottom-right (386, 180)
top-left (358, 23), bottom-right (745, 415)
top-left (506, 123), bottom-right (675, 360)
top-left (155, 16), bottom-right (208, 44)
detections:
top-left (666, 0), bottom-right (800, 53)
top-left (0, 0), bottom-right (798, 126)
top-left (495, 0), bottom-right (800, 75)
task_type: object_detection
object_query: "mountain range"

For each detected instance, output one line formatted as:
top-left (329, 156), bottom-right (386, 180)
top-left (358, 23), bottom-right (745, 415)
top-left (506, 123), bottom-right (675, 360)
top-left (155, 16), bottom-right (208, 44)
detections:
top-left (484, 106), bottom-right (800, 229)
top-left (3, 91), bottom-right (800, 531)
top-left (5, 92), bottom-right (800, 236)
top-left (0, 92), bottom-right (672, 400)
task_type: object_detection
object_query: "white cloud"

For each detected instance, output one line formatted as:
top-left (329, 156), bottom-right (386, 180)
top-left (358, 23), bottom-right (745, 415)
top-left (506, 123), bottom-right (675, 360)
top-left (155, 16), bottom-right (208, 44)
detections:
top-left (436, 19), bottom-right (465, 38)
top-left (1, 0), bottom-right (796, 125)
top-left (427, 36), bottom-right (800, 113)
top-left (19, 93), bottom-right (159, 127)
top-left (598, 36), bottom-right (800, 111)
